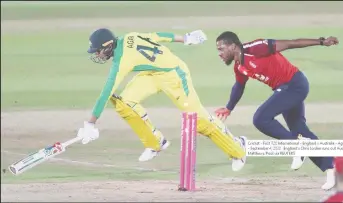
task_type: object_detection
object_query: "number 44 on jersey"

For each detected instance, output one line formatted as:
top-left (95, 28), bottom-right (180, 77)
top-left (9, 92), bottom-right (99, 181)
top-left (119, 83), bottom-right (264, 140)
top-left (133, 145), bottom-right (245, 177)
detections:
top-left (137, 36), bottom-right (163, 62)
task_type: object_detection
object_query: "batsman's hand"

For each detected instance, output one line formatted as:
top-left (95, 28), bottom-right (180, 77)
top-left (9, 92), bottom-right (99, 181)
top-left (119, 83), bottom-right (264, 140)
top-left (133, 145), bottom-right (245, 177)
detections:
top-left (184, 30), bottom-right (207, 45)
top-left (323, 36), bottom-right (339, 46)
top-left (77, 121), bottom-right (99, 144)
top-left (215, 107), bottom-right (231, 121)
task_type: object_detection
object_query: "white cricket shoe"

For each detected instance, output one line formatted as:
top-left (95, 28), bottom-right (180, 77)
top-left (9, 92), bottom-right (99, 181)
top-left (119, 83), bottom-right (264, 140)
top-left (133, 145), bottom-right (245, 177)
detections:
top-left (291, 135), bottom-right (310, 170)
top-left (232, 136), bottom-right (247, 172)
top-left (321, 168), bottom-right (336, 190)
top-left (291, 156), bottom-right (307, 170)
top-left (138, 139), bottom-right (170, 162)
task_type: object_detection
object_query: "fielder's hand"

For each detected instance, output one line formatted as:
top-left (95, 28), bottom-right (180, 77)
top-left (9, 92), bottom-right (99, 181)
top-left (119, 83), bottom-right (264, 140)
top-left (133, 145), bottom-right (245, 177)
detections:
top-left (215, 107), bottom-right (231, 121)
top-left (184, 30), bottom-right (207, 45)
top-left (77, 121), bottom-right (99, 144)
top-left (323, 36), bottom-right (339, 46)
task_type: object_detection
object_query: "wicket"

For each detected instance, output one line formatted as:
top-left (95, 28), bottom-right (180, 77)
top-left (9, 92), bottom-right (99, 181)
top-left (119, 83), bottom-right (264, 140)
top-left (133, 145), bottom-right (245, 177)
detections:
top-left (179, 112), bottom-right (197, 191)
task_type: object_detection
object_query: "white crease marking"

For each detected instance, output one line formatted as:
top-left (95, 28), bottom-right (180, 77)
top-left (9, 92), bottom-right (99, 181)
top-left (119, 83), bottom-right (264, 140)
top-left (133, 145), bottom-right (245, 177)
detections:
top-left (1, 150), bottom-right (175, 173)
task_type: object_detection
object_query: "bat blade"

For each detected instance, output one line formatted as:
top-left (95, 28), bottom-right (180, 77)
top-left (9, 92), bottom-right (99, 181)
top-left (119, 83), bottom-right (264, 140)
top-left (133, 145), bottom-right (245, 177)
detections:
top-left (8, 142), bottom-right (65, 176)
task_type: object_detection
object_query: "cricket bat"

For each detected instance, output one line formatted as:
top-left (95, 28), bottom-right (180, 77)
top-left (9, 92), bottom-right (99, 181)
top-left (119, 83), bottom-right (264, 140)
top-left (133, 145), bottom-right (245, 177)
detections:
top-left (8, 136), bottom-right (82, 176)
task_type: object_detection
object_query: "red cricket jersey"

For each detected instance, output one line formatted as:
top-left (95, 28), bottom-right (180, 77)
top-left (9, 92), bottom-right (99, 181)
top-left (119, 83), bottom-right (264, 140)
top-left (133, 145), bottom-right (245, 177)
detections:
top-left (323, 192), bottom-right (343, 203)
top-left (234, 39), bottom-right (299, 89)
top-left (335, 157), bottom-right (343, 174)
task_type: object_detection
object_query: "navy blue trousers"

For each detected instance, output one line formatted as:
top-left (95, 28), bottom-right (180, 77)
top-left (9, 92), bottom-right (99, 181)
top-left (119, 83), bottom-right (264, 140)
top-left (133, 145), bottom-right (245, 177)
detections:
top-left (253, 71), bottom-right (333, 172)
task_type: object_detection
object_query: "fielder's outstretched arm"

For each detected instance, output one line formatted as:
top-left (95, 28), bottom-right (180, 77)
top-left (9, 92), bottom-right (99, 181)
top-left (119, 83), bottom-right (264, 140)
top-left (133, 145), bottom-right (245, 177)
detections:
top-left (273, 36), bottom-right (339, 52)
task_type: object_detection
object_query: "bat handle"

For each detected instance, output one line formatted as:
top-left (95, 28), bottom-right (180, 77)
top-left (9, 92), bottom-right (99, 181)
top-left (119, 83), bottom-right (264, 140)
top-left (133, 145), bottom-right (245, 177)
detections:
top-left (62, 136), bottom-right (82, 148)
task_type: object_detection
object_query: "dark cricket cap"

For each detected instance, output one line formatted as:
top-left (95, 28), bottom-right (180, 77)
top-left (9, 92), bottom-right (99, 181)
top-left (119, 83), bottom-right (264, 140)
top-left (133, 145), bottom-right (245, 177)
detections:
top-left (88, 28), bottom-right (116, 53)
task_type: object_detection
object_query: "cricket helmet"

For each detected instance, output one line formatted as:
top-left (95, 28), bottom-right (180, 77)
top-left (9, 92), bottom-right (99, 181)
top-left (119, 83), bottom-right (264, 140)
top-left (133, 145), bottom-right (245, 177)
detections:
top-left (88, 28), bottom-right (117, 64)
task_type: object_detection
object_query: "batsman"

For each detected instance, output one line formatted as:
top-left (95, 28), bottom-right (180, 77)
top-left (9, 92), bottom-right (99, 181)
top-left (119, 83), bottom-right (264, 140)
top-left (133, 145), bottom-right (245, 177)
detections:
top-left (78, 28), bottom-right (247, 171)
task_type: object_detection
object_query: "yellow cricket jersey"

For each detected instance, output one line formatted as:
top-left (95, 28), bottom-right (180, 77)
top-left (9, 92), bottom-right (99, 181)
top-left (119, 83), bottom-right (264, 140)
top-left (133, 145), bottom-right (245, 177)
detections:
top-left (92, 32), bottom-right (188, 118)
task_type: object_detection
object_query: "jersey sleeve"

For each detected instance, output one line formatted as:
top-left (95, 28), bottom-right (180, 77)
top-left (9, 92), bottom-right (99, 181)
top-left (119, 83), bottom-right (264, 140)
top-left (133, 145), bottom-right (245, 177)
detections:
top-left (243, 39), bottom-right (276, 57)
top-left (91, 40), bottom-right (132, 119)
top-left (234, 64), bottom-right (249, 85)
top-left (140, 32), bottom-right (175, 43)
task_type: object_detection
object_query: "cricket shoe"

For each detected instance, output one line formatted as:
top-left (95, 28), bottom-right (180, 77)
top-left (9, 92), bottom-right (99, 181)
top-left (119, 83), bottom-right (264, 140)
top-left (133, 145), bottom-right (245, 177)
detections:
top-left (138, 138), bottom-right (170, 162)
top-left (291, 135), bottom-right (310, 170)
top-left (232, 136), bottom-right (247, 172)
top-left (291, 156), bottom-right (307, 170)
top-left (321, 168), bottom-right (336, 190)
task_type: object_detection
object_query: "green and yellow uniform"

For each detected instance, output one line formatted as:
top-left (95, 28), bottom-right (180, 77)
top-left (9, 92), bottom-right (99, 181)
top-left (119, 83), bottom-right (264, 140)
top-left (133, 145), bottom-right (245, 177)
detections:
top-left (92, 32), bottom-right (245, 159)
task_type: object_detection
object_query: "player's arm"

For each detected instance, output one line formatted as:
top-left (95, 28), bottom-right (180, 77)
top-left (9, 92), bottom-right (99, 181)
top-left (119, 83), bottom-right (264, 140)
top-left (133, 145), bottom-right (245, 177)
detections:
top-left (88, 60), bottom-right (130, 124)
top-left (274, 36), bottom-right (339, 52)
top-left (148, 30), bottom-right (207, 45)
top-left (226, 76), bottom-right (248, 111)
top-left (215, 72), bottom-right (248, 120)
top-left (148, 32), bottom-right (178, 43)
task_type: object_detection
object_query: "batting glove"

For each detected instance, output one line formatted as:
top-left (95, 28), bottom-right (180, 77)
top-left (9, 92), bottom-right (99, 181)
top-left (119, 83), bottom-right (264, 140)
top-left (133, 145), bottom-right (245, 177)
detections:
top-left (77, 121), bottom-right (99, 144)
top-left (184, 30), bottom-right (207, 45)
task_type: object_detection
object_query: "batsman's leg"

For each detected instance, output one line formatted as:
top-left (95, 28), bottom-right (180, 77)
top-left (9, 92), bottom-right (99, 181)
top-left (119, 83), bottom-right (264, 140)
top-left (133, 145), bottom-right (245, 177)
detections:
top-left (111, 74), bottom-right (170, 162)
top-left (159, 66), bottom-right (246, 171)
top-left (196, 116), bottom-right (247, 172)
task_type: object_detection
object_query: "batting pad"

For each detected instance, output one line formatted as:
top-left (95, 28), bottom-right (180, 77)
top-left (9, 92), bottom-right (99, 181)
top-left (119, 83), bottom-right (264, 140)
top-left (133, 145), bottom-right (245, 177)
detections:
top-left (197, 117), bottom-right (245, 159)
top-left (110, 95), bottom-right (161, 151)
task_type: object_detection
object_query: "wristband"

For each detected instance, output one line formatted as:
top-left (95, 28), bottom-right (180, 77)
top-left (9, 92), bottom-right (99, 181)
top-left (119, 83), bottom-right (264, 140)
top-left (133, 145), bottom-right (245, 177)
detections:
top-left (319, 37), bottom-right (325, 46)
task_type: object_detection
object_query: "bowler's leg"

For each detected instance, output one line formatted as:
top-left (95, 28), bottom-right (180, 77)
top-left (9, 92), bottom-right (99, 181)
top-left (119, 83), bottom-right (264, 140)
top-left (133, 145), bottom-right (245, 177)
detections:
top-left (278, 73), bottom-right (336, 190)
top-left (282, 102), bottom-right (334, 172)
top-left (253, 72), bottom-right (310, 140)
top-left (253, 90), bottom-right (301, 140)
